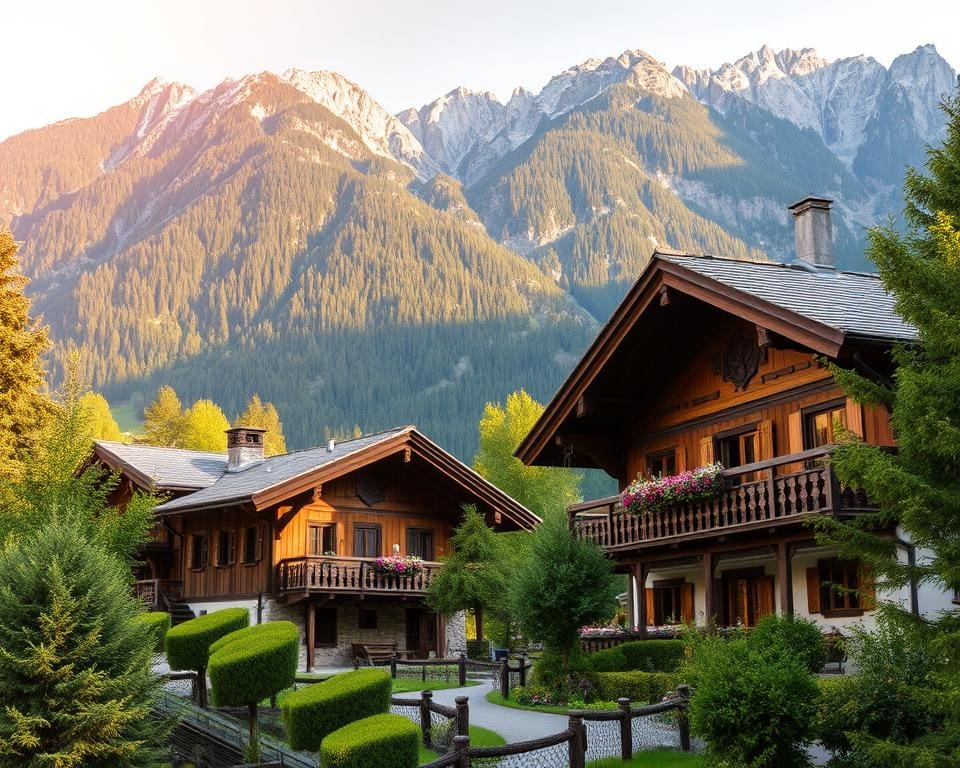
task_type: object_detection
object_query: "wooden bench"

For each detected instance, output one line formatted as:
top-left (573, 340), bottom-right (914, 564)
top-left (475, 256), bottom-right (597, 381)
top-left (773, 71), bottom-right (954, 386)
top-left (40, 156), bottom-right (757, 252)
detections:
top-left (352, 642), bottom-right (416, 668)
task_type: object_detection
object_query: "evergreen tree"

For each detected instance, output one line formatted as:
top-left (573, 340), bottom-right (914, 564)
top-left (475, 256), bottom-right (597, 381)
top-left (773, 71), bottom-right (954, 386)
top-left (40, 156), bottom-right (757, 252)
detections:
top-left (181, 399), bottom-right (230, 452)
top-left (235, 394), bottom-right (286, 455)
top-left (474, 390), bottom-right (581, 520)
top-left (0, 522), bottom-right (167, 768)
top-left (0, 230), bottom-right (52, 478)
top-left (141, 386), bottom-right (184, 447)
top-left (79, 391), bottom-right (123, 442)
top-left (426, 505), bottom-right (503, 641)
top-left (821, 89), bottom-right (960, 765)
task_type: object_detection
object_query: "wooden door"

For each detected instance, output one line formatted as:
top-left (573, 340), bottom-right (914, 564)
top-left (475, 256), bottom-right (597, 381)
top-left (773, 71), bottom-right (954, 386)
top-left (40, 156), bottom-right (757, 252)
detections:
top-left (405, 609), bottom-right (439, 658)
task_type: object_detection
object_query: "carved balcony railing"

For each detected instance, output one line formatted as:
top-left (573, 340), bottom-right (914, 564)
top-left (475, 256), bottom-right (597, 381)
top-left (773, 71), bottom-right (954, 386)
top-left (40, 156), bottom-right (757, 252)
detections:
top-left (568, 448), bottom-right (876, 552)
top-left (276, 556), bottom-right (442, 596)
top-left (134, 579), bottom-right (183, 608)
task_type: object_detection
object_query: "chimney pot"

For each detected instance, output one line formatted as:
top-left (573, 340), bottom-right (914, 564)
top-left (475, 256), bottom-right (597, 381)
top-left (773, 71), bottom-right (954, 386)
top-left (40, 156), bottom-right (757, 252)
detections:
top-left (788, 196), bottom-right (834, 268)
top-left (225, 426), bottom-right (266, 472)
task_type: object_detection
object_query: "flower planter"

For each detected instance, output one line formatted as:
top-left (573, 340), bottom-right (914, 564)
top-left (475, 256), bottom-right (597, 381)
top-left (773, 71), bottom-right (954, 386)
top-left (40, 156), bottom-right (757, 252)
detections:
top-left (621, 463), bottom-right (725, 515)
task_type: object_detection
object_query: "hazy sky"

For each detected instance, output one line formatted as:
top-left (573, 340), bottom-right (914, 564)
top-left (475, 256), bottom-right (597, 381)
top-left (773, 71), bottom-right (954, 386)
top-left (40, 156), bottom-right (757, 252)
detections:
top-left (2, 0), bottom-right (957, 141)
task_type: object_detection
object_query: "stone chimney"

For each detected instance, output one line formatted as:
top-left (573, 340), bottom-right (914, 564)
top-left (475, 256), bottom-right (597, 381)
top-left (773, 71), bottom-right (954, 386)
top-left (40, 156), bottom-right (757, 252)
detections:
top-left (788, 196), bottom-right (834, 267)
top-left (226, 426), bottom-right (266, 472)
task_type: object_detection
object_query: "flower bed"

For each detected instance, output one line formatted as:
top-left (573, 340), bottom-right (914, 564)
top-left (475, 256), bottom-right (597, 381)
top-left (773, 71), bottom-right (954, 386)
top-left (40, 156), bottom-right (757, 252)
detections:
top-left (373, 554), bottom-right (424, 575)
top-left (621, 463), bottom-right (724, 514)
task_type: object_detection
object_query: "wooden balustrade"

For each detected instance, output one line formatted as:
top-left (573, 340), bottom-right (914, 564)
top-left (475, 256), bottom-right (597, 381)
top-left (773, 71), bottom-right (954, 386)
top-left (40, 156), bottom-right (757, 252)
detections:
top-left (277, 556), bottom-right (442, 596)
top-left (133, 579), bottom-right (183, 608)
top-left (568, 449), bottom-right (876, 551)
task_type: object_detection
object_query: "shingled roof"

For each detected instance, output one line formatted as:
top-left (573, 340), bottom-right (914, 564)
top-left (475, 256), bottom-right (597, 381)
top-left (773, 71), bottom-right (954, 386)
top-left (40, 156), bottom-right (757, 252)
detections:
top-left (93, 441), bottom-right (226, 491)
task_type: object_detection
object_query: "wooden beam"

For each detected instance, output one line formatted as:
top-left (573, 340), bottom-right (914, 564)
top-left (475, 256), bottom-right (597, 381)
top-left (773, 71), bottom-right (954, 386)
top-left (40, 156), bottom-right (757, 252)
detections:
top-left (702, 551), bottom-right (716, 628)
top-left (757, 325), bottom-right (772, 348)
top-left (306, 602), bottom-right (316, 673)
top-left (554, 433), bottom-right (620, 478)
top-left (659, 285), bottom-right (671, 306)
top-left (778, 540), bottom-right (794, 616)
top-left (403, 447), bottom-right (412, 463)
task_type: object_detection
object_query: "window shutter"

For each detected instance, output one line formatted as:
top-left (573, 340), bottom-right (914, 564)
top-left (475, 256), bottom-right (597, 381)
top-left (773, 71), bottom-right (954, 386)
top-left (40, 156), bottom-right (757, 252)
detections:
top-left (644, 588), bottom-right (655, 627)
top-left (787, 411), bottom-right (804, 454)
top-left (859, 564), bottom-right (876, 610)
top-left (213, 530), bottom-right (220, 565)
top-left (680, 583), bottom-right (695, 623)
top-left (698, 436), bottom-right (714, 467)
top-left (806, 567), bottom-right (821, 614)
top-left (230, 530), bottom-right (237, 564)
top-left (758, 575), bottom-right (776, 618)
top-left (186, 535), bottom-right (194, 570)
top-left (201, 536), bottom-right (209, 568)
top-left (675, 447), bottom-right (687, 473)
top-left (255, 529), bottom-right (264, 562)
top-left (757, 419), bottom-right (774, 460)
top-left (845, 399), bottom-right (865, 439)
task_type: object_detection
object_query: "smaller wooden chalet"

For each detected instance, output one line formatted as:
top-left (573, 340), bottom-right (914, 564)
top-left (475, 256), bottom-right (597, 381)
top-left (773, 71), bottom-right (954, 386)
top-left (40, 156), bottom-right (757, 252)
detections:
top-left (517, 197), bottom-right (954, 635)
top-left (93, 426), bottom-right (538, 668)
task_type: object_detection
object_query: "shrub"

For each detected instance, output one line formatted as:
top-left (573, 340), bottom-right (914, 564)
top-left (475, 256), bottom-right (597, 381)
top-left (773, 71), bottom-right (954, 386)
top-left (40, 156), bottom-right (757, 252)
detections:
top-left (209, 621), bottom-right (299, 707)
top-left (165, 607), bottom-right (249, 707)
top-left (588, 640), bottom-right (685, 673)
top-left (135, 611), bottom-right (171, 654)
top-left (531, 646), bottom-right (597, 701)
top-left (688, 634), bottom-right (818, 768)
top-left (282, 668), bottom-right (391, 751)
top-left (815, 676), bottom-right (862, 755)
top-left (747, 614), bottom-right (826, 673)
top-left (594, 671), bottom-right (678, 703)
top-left (466, 639), bottom-right (491, 659)
top-left (587, 647), bottom-right (628, 673)
top-left (319, 713), bottom-right (418, 768)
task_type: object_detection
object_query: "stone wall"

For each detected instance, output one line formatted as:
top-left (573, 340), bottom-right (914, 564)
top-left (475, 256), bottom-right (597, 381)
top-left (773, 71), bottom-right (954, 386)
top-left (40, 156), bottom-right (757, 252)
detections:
top-left (444, 610), bottom-right (467, 656)
top-left (314, 604), bottom-right (408, 667)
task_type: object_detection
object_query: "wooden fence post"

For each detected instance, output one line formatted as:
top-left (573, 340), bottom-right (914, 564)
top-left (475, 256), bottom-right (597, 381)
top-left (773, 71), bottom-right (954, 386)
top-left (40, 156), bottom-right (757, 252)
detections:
top-left (519, 653), bottom-right (528, 687)
top-left (453, 734), bottom-right (470, 768)
top-left (420, 690), bottom-right (433, 748)
top-left (390, 657), bottom-right (397, 678)
top-left (677, 684), bottom-right (691, 752)
top-left (499, 658), bottom-right (510, 699)
top-left (618, 697), bottom-right (632, 760)
top-left (458, 653), bottom-right (467, 687)
top-left (568, 714), bottom-right (586, 768)
top-left (455, 696), bottom-right (469, 737)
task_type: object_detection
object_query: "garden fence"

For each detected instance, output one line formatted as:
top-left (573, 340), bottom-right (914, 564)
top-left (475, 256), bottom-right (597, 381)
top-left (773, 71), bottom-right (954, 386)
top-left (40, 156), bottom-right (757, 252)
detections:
top-left (387, 653), bottom-right (533, 699)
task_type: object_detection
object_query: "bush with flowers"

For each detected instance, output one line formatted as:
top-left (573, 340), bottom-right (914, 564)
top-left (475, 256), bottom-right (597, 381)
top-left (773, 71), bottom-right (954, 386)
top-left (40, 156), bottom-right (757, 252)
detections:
top-left (372, 554), bottom-right (424, 576)
top-left (621, 463), bottom-right (725, 514)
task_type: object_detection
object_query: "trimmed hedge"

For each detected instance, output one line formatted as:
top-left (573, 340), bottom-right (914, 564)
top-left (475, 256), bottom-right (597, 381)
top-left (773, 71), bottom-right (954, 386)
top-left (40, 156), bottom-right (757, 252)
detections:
top-left (135, 611), bottom-right (171, 654)
top-left (594, 671), bottom-right (678, 703)
top-left (588, 640), bottom-right (684, 673)
top-left (165, 607), bottom-right (249, 671)
top-left (588, 647), bottom-right (628, 673)
top-left (282, 668), bottom-right (392, 751)
top-left (319, 713), bottom-right (419, 768)
top-left (209, 621), bottom-right (299, 707)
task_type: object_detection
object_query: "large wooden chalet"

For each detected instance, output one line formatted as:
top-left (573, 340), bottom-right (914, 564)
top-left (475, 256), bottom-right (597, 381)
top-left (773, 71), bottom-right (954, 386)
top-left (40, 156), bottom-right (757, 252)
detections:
top-left (517, 197), bottom-right (953, 634)
top-left (93, 426), bottom-right (538, 668)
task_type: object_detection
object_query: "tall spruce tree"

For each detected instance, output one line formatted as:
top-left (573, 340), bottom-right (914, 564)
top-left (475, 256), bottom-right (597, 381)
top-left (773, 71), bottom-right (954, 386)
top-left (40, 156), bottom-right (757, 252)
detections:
top-left (821, 89), bottom-right (960, 765)
top-left (0, 230), bottom-right (52, 478)
top-left (235, 394), bottom-right (286, 455)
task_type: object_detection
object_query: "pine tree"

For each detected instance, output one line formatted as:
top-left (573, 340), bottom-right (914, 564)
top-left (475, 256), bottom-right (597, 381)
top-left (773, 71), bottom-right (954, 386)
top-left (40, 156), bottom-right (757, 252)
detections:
top-left (141, 386), bottom-right (184, 447)
top-left (0, 230), bottom-right (53, 478)
top-left (79, 391), bottom-right (122, 442)
top-left (235, 394), bottom-right (286, 455)
top-left (0, 522), bottom-right (167, 768)
top-left (474, 390), bottom-right (582, 520)
top-left (181, 399), bottom-right (230, 452)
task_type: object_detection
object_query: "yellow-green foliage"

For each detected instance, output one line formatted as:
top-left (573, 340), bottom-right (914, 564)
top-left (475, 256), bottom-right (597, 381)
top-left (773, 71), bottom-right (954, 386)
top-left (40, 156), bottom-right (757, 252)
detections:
top-left (165, 607), bottom-right (249, 671)
top-left (282, 669), bottom-right (392, 752)
top-left (319, 713), bottom-right (419, 768)
top-left (135, 611), bottom-right (171, 654)
top-left (208, 621), bottom-right (299, 707)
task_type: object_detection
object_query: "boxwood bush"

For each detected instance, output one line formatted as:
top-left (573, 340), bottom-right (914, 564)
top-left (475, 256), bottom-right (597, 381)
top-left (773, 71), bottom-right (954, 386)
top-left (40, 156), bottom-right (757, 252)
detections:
top-left (134, 611), bottom-right (171, 654)
top-left (208, 621), bottom-right (299, 707)
top-left (587, 640), bottom-right (684, 673)
top-left (594, 671), bottom-right (678, 703)
top-left (747, 614), bottom-right (826, 673)
top-left (282, 668), bottom-right (392, 751)
top-left (319, 713), bottom-right (418, 768)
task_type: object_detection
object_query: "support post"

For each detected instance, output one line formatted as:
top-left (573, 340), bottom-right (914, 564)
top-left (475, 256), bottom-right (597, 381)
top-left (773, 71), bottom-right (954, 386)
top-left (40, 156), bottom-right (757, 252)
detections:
top-left (390, 657), bottom-right (397, 678)
top-left (197, 666), bottom-right (207, 708)
top-left (458, 653), bottom-right (467, 687)
top-left (306, 601), bottom-right (316, 673)
top-left (626, 567), bottom-right (637, 630)
top-left (499, 657), bottom-right (510, 699)
top-left (455, 696), bottom-right (469, 737)
top-left (453, 734), bottom-right (470, 768)
top-left (568, 714), bottom-right (586, 768)
top-left (618, 697), bottom-right (633, 760)
top-left (778, 541), bottom-right (794, 616)
top-left (703, 552), bottom-right (715, 628)
top-left (636, 564), bottom-right (648, 637)
top-left (519, 653), bottom-right (528, 687)
top-left (420, 690), bottom-right (433, 748)
top-left (677, 684), bottom-right (691, 752)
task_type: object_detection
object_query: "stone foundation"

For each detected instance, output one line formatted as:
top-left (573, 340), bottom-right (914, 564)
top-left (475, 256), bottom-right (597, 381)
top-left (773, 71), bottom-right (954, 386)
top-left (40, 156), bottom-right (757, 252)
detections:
top-left (444, 610), bottom-right (467, 656)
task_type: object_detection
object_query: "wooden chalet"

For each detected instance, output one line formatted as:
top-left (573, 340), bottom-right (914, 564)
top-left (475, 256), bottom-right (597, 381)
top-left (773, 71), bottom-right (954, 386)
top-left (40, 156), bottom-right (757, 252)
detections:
top-left (94, 426), bottom-right (538, 668)
top-left (517, 197), bottom-right (952, 634)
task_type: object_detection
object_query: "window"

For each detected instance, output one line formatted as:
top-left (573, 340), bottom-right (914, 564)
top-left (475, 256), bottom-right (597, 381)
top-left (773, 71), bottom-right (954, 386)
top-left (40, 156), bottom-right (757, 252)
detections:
top-left (242, 526), bottom-right (258, 564)
top-left (646, 449), bottom-right (677, 479)
top-left (309, 524), bottom-right (337, 556)
top-left (353, 524), bottom-right (381, 558)
top-left (314, 607), bottom-right (337, 647)
top-left (720, 568), bottom-right (774, 628)
top-left (189, 533), bottom-right (209, 571)
top-left (819, 560), bottom-right (862, 615)
top-left (716, 428), bottom-right (758, 469)
top-left (406, 528), bottom-right (434, 560)
top-left (359, 609), bottom-right (378, 630)
top-left (652, 582), bottom-right (682, 625)
top-left (215, 530), bottom-right (235, 567)
top-left (805, 400), bottom-right (847, 449)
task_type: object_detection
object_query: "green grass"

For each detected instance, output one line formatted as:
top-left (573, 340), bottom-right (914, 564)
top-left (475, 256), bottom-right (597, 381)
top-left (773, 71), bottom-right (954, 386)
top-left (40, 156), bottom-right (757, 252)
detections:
top-left (586, 750), bottom-right (706, 768)
top-left (391, 677), bottom-right (480, 694)
top-left (418, 724), bottom-right (505, 763)
top-left (109, 399), bottom-right (142, 434)
top-left (485, 690), bottom-right (618, 714)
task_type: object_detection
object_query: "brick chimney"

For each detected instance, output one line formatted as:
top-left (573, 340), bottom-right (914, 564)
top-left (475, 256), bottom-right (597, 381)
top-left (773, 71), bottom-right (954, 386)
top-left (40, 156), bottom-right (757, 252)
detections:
top-left (226, 426), bottom-right (266, 472)
top-left (788, 196), bottom-right (834, 268)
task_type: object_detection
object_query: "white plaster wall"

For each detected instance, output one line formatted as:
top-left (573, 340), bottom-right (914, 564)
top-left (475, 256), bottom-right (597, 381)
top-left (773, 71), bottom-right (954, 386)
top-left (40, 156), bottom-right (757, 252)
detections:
top-left (184, 598), bottom-right (261, 624)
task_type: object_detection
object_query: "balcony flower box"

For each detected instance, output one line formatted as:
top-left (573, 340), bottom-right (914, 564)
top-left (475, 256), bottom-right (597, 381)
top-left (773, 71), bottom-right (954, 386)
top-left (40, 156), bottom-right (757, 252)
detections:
top-left (621, 463), bottom-right (724, 515)
top-left (373, 554), bottom-right (424, 576)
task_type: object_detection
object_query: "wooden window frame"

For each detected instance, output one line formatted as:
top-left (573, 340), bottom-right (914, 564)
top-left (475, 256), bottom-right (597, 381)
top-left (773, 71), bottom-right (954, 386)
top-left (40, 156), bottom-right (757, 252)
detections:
top-left (645, 448), bottom-right (678, 479)
top-left (308, 523), bottom-right (338, 556)
top-left (650, 578), bottom-right (684, 625)
top-left (242, 526), bottom-right (258, 566)
top-left (802, 398), bottom-right (848, 451)
top-left (406, 527), bottom-right (435, 560)
top-left (353, 523), bottom-right (382, 558)
top-left (359, 608), bottom-right (378, 630)
top-left (713, 422), bottom-right (760, 469)
top-left (189, 532), bottom-right (209, 572)
top-left (817, 558), bottom-right (866, 617)
top-left (215, 529), bottom-right (235, 568)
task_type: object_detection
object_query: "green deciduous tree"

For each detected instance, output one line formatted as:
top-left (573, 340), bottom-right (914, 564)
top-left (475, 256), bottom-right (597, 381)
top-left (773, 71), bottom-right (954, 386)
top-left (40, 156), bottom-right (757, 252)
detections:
top-left (0, 521), bottom-right (167, 768)
top-left (474, 390), bottom-right (581, 520)
top-left (0, 230), bottom-right (53, 478)
top-left (235, 394), bottom-right (286, 455)
top-left (181, 398), bottom-right (230, 452)
top-left (141, 385), bottom-right (184, 446)
top-left (511, 513), bottom-right (617, 671)
top-left (79, 391), bottom-right (123, 441)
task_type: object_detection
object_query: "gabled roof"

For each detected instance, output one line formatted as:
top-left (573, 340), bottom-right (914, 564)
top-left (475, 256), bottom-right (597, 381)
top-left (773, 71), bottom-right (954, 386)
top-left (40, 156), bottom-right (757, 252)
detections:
top-left (150, 426), bottom-right (540, 531)
top-left (516, 250), bottom-right (913, 466)
top-left (93, 441), bottom-right (226, 491)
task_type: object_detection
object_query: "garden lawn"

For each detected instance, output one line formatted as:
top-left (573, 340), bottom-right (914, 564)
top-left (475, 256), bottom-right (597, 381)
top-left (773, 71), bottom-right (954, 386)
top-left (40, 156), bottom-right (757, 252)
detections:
top-left (418, 725), bottom-right (504, 763)
top-left (485, 690), bottom-right (618, 714)
top-left (586, 750), bottom-right (706, 768)
top-left (392, 677), bottom-right (480, 694)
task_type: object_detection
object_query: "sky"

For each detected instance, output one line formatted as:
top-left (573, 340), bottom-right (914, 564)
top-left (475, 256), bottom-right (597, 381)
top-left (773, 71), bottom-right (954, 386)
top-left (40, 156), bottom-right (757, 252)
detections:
top-left (1, 0), bottom-right (957, 141)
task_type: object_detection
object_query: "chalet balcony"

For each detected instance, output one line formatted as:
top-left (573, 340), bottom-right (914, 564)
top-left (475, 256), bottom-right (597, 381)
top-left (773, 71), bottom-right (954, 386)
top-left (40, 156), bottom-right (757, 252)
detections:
top-left (133, 579), bottom-right (183, 609)
top-left (569, 448), bottom-right (877, 552)
top-left (276, 556), bottom-right (442, 597)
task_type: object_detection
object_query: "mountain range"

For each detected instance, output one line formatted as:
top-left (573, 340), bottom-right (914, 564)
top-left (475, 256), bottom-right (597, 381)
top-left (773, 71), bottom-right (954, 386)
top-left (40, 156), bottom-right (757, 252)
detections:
top-left (1, 43), bottom-right (955, 473)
